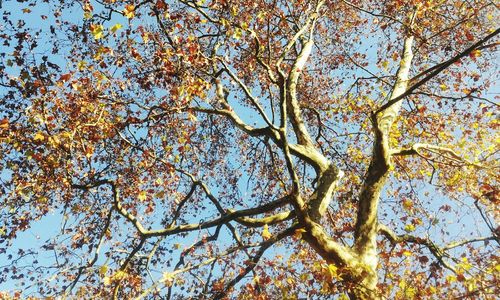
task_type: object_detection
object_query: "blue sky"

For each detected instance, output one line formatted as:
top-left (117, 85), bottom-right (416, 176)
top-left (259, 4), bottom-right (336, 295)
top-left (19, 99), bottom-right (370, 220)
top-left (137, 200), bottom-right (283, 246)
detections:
top-left (0, 0), bottom-right (498, 298)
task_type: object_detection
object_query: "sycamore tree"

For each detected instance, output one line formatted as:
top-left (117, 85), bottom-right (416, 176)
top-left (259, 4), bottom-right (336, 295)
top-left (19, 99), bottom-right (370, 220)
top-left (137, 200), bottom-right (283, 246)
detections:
top-left (0, 0), bottom-right (499, 299)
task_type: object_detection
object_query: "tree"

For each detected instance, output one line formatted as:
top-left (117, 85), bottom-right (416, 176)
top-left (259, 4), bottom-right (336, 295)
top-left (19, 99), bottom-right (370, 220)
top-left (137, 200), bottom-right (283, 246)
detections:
top-left (0, 0), bottom-right (498, 298)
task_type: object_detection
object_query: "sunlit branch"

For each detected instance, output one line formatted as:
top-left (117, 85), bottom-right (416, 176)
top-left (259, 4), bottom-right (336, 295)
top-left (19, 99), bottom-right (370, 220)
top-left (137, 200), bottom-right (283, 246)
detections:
top-left (72, 179), bottom-right (293, 239)
top-left (391, 143), bottom-right (491, 169)
top-left (376, 27), bottom-right (500, 114)
top-left (354, 35), bottom-right (414, 263)
top-left (228, 210), bottom-right (295, 227)
top-left (218, 59), bottom-right (276, 129)
top-left (443, 236), bottom-right (497, 250)
top-left (276, 5), bottom-right (319, 69)
top-left (191, 106), bottom-right (275, 138)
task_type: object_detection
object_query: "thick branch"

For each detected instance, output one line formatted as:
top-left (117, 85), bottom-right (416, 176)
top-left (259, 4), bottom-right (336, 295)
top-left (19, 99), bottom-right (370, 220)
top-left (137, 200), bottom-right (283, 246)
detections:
top-left (219, 59), bottom-right (276, 129)
top-left (72, 180), bottom-right (292, 239)
top-left (354, 36), bottom-right (414, 264)
top-left (229, 210), bottom-right (294, 227)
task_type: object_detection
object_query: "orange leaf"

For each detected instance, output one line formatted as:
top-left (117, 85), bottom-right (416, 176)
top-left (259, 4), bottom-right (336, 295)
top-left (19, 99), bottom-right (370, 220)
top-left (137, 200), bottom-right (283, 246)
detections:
top-left (0, 118), bottom-right (8, 129)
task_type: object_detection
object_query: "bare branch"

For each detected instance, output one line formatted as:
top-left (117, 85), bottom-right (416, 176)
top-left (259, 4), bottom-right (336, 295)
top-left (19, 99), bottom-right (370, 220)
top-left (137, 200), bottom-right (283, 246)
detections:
top-left (378, 224), bottom-right (457, 273)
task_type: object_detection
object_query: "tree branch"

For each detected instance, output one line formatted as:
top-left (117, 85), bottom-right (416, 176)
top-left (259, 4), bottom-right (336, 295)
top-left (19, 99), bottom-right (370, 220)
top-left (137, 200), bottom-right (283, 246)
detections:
top-left (375, 27), bottom-right (500, 115)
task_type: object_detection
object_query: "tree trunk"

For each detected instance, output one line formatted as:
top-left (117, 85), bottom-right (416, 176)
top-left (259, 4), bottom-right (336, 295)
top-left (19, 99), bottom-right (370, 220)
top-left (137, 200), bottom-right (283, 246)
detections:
top-left (347, 268), bottom-right (380, 300)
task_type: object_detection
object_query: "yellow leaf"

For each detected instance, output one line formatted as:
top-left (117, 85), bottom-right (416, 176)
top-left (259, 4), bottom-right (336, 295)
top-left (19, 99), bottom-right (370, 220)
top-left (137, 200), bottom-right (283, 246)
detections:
top-left (404, 224), bottom-right (415, 232)
top-left (99, 265), bottom-right (108, 277)
top-left (220, 18), bottom-right (230, 28)
top-left (327, 264), bottom-right (339, 279)
top-left (402, 199), bottom-right (413, 211)
top-left (114, 270), bottom-right (127, 280)
top-left (470, 49), bottom-right (481, 58)
top-left (253, 275), bottom-right (260, 284)
top-left (34, 131), bottom-right (45, 141)
top-left (233, 28), bottom-right (243, 40)
top-left (138, 191), bottom-right (147, 201)
top-left (90, 24), bottom-right (104, 40)
top-left (162, 272), bottom-right (174, 287)
top-left (103, 276), bottom-right (112, 285)
top-left (257, 11), bottom-right (266, 21)
top-left (110, 23), bottom-right (122, 33)
top-left (77, 61), bottom-right (87, 70)
top-left (230, 6), bottom-right (238, 17)
top-left (439, 84), bottom-right (448, 91)
top-left (262, 224), bottom-right (272, 240)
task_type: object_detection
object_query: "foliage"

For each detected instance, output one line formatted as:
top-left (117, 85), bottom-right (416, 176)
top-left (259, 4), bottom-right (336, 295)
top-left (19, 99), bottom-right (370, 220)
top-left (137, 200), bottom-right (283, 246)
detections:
top-left (0, 0), bottom-right (499, 299)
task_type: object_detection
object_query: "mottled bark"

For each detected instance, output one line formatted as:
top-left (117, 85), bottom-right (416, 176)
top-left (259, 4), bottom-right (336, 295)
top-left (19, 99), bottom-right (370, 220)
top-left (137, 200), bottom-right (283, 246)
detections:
top-left (350, 36), bottom-right (414, 299)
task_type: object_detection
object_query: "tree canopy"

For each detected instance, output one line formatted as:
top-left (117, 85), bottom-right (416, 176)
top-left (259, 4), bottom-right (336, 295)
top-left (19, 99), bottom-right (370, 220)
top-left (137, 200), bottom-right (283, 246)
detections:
top-left (0, 0), bottom-right (499, 299)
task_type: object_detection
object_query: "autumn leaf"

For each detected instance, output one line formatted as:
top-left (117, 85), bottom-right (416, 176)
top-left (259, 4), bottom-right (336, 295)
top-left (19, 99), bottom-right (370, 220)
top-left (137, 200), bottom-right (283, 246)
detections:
top-left (469, 49), bottom-right (481, 58)
top-left (33, 132), bottom-right (45, 142)
top-left (0, 118), bottom-right (8, 129)
top-left (59, 73), bottom-right (71, 82)
top-left (110, 23), bottom-right (123, 33)
top-left (404, 224), bottom-right (416, 232)
top-left (138, 191), bottom-right (147, 201)
top-left (294, 228), bottom-right (307, 239)
top-left (89, 24), bottom-right (104, 40)
top-left (103, 276), bottom-right (112, 286)
top-left (162, 272), bottom-right (174, 287)
top-left (402, 199), bottom-right (413, 211)
top-left (99, 265), bottom-right (108, 277)
top-left (327, 264), bottom-right (339, 279)
top-left (262, 224), bottom-right (272, 240)
top-left (114, 270), bottom-right (127, 280)
top-left (77, 61), bottom-right (87, 71)
top-left (233, 28), bottom-right (243, 40)
top-left (123, 4), bottom-right (135, 19)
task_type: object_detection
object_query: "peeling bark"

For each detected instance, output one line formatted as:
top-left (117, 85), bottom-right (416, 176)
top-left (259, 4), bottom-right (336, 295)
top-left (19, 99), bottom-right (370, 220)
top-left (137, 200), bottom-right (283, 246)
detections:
top-left (350, 36), bottom-right (414, 298)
